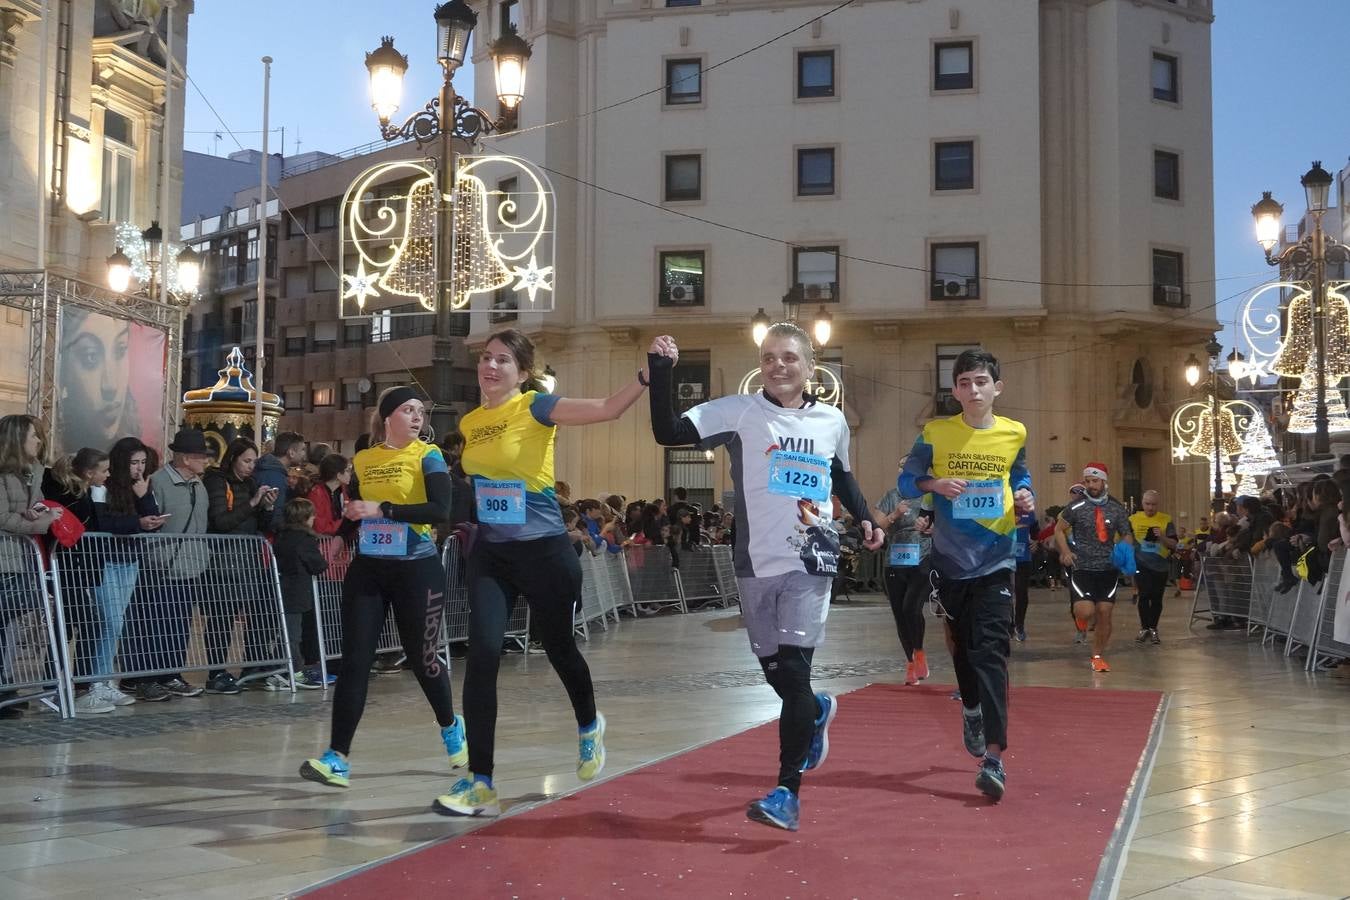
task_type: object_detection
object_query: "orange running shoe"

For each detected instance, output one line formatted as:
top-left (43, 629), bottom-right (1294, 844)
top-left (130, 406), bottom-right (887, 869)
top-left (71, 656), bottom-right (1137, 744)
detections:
top-left (913, 650), bottom-right (929, 681)
top-left (1091, 655), bottom-right (1110, 673)
top-left (904, 662), bottom-right (919, 685)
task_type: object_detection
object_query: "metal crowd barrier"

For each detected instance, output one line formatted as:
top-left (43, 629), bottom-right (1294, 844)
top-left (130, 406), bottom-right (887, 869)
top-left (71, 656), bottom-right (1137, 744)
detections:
top-left (622, 544), bottom-right (688, 614)
top-left (0, 534), bottom-right (66, 716)
top-left (576, 551), bottom-right (611, 640)
top-left (48, 533), bottom-right (293, 716)
top-left (1188, 548), bottom-right (1350, 674)
top-left (1189, 554), bottom-right (1253, 625)
top-left (675, 546), bottom-right (731, 608)
top-left (710, 545), bottom-right (740, 607)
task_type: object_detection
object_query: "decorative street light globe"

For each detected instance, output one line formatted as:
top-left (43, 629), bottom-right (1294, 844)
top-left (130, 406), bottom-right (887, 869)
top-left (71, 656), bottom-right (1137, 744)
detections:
top-left (434, 0), bottom-right (477, 73)
top-left (365, 36), bottom-right (409, 126)
top-left (1183, 352), bottom-right (1202, 387)
top-left (175, 244), bottom-right (202, 295)
top-left (812, 306), bottom-right (833, 347)
top-left (106, 247), bottom-right (132, 293)
top-left (1251, 191), bottom-right (1283, 254)
top-left (491, 28), bottom-right (532, 110)
top-left (1301, 160), bottom-right (1333, 215)
top-left (750, 308), bottom-right (771, 346)
top-left (140, 221), bottom-right (163, 265)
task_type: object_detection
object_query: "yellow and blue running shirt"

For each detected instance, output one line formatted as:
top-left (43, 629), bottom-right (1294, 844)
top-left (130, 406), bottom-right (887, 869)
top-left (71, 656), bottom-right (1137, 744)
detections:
top-left (898, 414), bottom-right (1032, 579)
top-left (460, 389), bottom-right (565, 543)
top-left (352, 439), bottom-right (448, 560)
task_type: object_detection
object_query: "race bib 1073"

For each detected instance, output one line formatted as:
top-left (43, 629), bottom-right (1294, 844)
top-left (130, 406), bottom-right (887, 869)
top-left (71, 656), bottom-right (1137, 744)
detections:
top-left (952, 479), bottom-right (1005, 520)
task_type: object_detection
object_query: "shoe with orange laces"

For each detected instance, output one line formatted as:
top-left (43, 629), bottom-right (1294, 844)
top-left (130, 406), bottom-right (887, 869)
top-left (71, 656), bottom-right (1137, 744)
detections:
top-left (904, 661), bottom-right (919, 685)
top-left (913, 649), bottom-right (929, 681)
top-left (1091, 655), bottom-right (1110, 673)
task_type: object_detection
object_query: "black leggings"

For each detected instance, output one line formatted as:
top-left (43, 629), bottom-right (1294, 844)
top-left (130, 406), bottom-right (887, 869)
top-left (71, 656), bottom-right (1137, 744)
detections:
top-left (329, 553), bottom-right (455, 755)
top-left (758, 644), bottom-right (816, 795)
top-left (883, 564), bottom-right (928, 659)
top-left (463, 533), bottom-right (596, 778)
top-left (1135, 566), bottom-right (1167, 629)
top-left (1014, 562), bottom-right (1032, 629)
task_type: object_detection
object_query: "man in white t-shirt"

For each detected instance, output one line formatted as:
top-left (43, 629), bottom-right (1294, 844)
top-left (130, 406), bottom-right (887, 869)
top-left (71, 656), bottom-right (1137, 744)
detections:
top-left (647, 324), bottom-right (883, 832)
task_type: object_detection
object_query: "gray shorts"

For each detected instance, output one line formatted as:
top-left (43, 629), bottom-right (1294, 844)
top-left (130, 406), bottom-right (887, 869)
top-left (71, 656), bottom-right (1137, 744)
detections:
top-left (737, 570), bottom-right (832, 658)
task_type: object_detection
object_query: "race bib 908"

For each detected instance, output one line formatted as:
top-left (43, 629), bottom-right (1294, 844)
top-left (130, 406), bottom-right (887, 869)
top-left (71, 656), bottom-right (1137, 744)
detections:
top-left (476, 479), bottom-right (527, 524)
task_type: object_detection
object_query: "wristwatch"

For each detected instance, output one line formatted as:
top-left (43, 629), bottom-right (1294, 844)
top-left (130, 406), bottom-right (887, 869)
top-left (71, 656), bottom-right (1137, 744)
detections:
top-left (379, 501), bottom-right (394, 518)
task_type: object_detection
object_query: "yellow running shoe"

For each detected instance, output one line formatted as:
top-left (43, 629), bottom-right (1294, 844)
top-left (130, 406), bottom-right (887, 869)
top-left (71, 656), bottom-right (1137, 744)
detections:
top-left (433, 776), bottom-right (501, 817)
top-left (577, 712), bottom-right (607, 781)
top-left (299, 749), bottom-right (350, 788)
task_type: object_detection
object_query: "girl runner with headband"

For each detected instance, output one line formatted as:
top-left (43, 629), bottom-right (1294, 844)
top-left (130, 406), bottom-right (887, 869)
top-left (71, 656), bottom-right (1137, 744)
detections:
top-left (299, 385), bottom-right (463, 789)
top-left (434, 328), bottom-right (650, 818)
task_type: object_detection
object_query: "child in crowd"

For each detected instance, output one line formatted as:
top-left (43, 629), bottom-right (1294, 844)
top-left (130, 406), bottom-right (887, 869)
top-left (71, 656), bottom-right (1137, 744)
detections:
top-left (274, 498), bottom-right (331, 689)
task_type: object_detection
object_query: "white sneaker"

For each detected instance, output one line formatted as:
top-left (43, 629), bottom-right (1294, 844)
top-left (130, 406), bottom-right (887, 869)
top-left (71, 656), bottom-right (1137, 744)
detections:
top-left (260, 674), bottom-right (290, 692)
top-left (74, 691), bottom-right (115, 714)
top-left (96, 681), bottom-right (136, 706)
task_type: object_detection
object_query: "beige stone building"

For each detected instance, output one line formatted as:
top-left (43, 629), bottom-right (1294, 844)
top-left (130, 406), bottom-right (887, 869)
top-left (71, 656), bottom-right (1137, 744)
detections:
top-left (1, 0), bottom-right (192, 411)
top-left (457, 0), bottom-right (1222, 522)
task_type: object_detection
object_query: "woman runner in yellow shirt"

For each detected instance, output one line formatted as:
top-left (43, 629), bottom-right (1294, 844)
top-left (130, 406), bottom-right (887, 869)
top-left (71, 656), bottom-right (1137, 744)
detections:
top-left (434, 328), bottom-right (649, 817)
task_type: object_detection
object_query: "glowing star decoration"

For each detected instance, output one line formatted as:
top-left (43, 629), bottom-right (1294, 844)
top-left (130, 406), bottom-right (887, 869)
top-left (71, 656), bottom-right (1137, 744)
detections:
top-left (340, 258), bottom-right (381, 310)
top-left (509, 255), bottom-right (554, 305)
top-left (1172, 444), bottom-right (1191, 462)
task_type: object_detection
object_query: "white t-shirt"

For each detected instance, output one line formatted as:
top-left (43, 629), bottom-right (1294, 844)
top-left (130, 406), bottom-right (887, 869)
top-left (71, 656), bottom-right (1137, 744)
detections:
top-left (685, 392), bottom-right (852, 579)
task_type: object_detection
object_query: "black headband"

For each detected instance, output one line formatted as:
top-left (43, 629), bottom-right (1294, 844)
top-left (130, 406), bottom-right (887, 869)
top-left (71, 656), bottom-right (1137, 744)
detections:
top-left (379, 386), bottom-right (419, 420)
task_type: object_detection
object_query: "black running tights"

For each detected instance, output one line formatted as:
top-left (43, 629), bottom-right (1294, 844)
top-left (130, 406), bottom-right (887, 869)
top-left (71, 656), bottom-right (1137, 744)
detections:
top-left (329, 554), bottom-right (456, 755)
top-left (758, 644), bottom-right (816, 795)
top-left (883, 564), bottom-right (928, 660)
top-left (463, 533), bottom-right (596, 778)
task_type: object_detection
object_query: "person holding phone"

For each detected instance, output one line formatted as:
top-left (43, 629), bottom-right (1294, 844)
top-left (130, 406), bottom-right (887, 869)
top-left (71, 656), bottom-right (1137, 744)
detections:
top-left (202, 438), bottom-right (277, 694)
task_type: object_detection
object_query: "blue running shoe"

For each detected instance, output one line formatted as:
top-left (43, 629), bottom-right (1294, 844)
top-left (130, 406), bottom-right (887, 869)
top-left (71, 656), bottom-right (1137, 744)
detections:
top-left (976, 756), bottom-right (1006, 801)
top-left (746, 786), bottom-right (799, 832)
top-left (961, 707), bottom-right (986, 758)
top-left (801, 692), bottom-right (837, 772)
top-left (442, 714), bottom-right (468, 769)
top-left (577, 712), bottom-right (606, 781)
top-left (299, 749), bottom-right (350, 788)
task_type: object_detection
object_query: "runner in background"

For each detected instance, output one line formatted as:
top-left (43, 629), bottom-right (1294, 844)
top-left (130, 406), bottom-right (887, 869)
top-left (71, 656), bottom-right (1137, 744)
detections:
top-left (649, 325), bottom-right (883, 832)
top-left (899, 348), bottom-right (1034, 802)
top-left (1129, 490), bottom-right (1177, 644)
top-left (872, 465), bottom-right (934, 684)
top-left (1056, 464), bottom-right (1133, 673)
top-left (1012, 508), bottom-right (1038, 643)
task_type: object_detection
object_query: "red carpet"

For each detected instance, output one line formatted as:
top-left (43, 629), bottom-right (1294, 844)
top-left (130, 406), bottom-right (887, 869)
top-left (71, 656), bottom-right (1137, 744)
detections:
top-left (305, 683), bottom-right (1162, 899)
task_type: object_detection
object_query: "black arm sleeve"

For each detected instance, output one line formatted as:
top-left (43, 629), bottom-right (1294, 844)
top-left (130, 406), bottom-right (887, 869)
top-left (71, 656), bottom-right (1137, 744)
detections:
top-left (830, 458), bottom-right (873, 526)
top-left (383, 470), bottom-right (452, 525)
top-left (647, 353), bottom-right (703, 446)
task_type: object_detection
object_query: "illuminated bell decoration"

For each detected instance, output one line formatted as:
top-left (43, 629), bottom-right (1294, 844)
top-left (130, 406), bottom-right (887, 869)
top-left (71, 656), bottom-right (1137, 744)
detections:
top-left (452, 172), bottom-right (513, 308)
top-left (379, 177), bottom-right (440, 311)
top-left (1270, 287), bottom-right (1350, 380)
top-left (1191, 403), bottom-right (1243, 458)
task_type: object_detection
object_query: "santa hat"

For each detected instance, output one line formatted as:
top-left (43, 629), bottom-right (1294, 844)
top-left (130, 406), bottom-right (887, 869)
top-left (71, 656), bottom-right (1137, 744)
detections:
top-left (1082, 462), bottom-right (1109, 481)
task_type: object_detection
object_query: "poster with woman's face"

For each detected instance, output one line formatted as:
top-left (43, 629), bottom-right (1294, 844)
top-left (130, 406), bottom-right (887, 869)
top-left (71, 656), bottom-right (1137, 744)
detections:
top-left (55, 306), bottom-right (166, 457)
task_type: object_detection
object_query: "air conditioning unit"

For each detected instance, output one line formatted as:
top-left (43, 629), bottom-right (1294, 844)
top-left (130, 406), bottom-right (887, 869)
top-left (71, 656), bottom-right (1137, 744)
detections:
top-left (1157, 285), bottom-right (1185, 307)
top-left (802, 282), bottom-right (835, 301)
top-left (668, 283), bottom-right (699, 304)
top-left (677, 382), bottom-right (705, 400)
top-left (935, 279), bottom-right (972, 299)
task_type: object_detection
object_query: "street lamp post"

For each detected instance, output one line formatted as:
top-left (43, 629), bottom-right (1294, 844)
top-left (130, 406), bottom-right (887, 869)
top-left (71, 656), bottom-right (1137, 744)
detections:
top-left (1252, 161), bottom-right (1350, 458)
top-left (105, 221), bottom-right (201, 300)
top-left (1184, 337), bottom-right (1227, 512)
top-left (364, 1), bottom-right (531, 439)
top-left (750, 286), bottom-right (835, 347)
